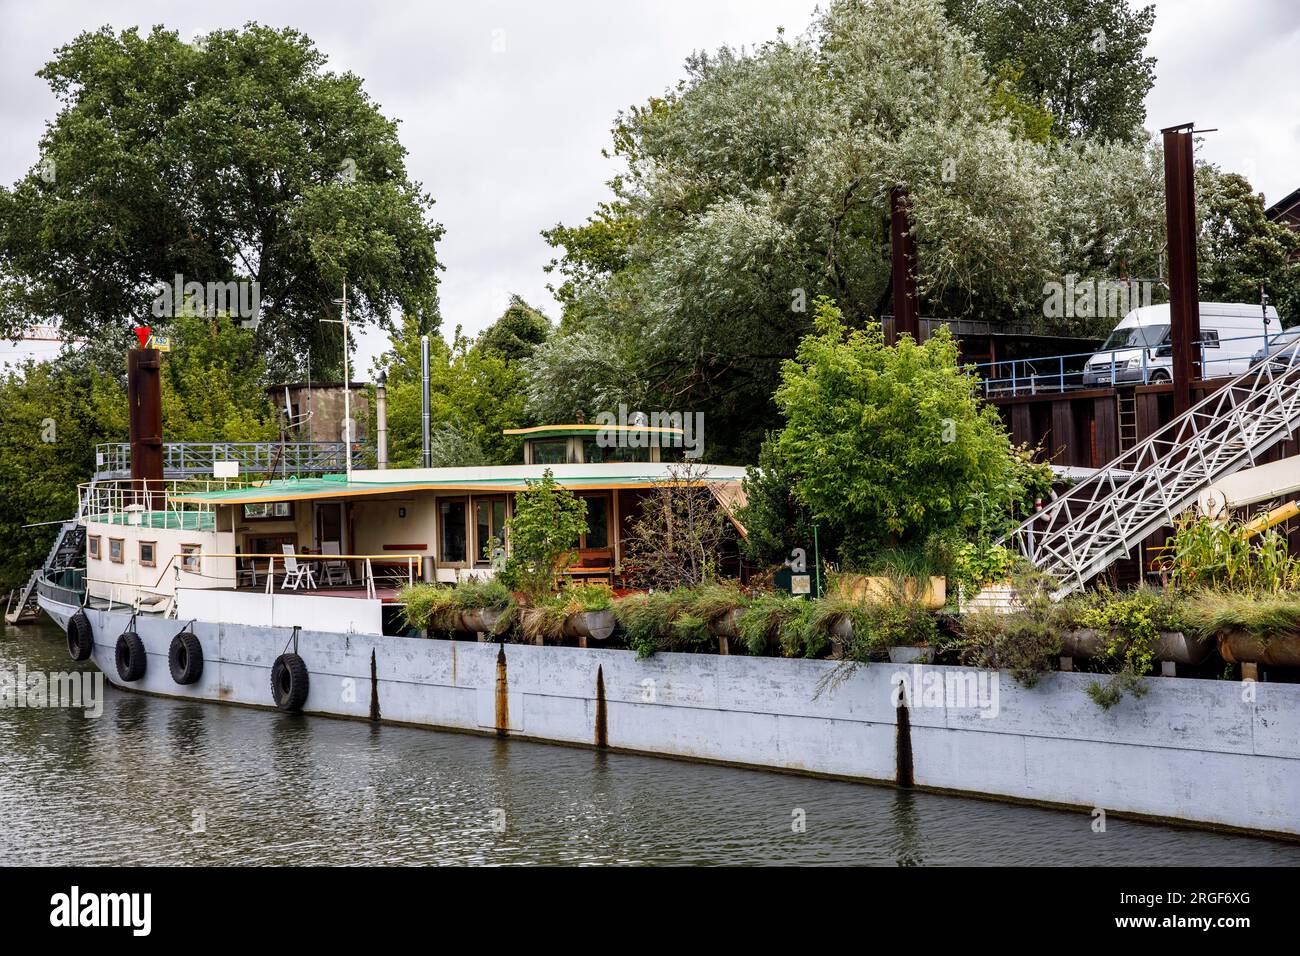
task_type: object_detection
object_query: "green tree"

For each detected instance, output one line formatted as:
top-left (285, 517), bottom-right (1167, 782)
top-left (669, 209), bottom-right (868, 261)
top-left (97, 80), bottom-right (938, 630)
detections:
top-left (374, 300), bottom-right (548, 467)
top-left (771, 297), bottom-right (1029, 563)
top-left (528, 0), bottom-right (1129, 456)
top-left (945, 0), bottom-right (1157, 142)
top-left (1196, 168), bottom-right (1300, 320)
top-left (476, 295), bottom-right (552, 362)
top-left (735, 436), bottom-right (821, 569)
top-left (0, 355), bottom-right (124, 586)
top-left (499, 469), bottom-right (588, 600)
top-left (159, 313), bottom-right (279, 442)
top-left (0, 24), bottom-right (443, 378)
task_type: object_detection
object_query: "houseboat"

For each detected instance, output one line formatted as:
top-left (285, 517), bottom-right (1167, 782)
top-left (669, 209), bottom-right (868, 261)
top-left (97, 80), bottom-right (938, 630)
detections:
top-left (36, 421), bottom-right (749, 713)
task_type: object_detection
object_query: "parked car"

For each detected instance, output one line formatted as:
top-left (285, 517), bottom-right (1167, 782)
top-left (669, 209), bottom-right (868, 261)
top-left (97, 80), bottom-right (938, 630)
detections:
top-left (1080, 303), bottom-right (1276, 387)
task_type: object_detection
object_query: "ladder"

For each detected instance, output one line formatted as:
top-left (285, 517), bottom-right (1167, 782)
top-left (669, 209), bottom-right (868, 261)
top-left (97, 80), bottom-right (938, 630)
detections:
top-left (1007, 342), bottom-right (1300, 596)
top-left (4, 481), bottom-right (93, 625)
top-left (1117, 388), bottom-right (1139, 451)
top-left (4, 571), bottom-right (41, 624)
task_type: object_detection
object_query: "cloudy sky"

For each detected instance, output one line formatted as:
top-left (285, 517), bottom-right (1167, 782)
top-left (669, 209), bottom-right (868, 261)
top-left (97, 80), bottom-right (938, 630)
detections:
top-left (2, 0), bottom-right (1298, 371)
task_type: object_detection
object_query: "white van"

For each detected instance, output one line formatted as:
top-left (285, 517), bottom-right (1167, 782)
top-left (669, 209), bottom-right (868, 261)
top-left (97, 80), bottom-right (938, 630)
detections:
top-left (1081, 303), bottom-right (1277, 387)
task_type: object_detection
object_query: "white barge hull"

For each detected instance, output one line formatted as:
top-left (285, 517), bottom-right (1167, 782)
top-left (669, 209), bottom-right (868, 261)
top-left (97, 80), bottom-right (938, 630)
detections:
top-left (37, 594), bottom-right (1300, 840)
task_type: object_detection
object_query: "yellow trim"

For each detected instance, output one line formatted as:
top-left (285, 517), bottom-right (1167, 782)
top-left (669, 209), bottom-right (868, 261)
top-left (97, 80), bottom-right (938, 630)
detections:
top-left (169, 479), bottom-right (728, 505)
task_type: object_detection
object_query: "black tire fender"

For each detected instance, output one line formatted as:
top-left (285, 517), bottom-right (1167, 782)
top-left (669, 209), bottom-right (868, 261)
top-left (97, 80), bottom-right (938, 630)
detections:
top-left (66, 611), bottom-right (94, 662)
top-left (115, 631), bottom-right (147, 682)
top-left (168, 631), bottom-right (204, 685)
top-left (271, 653), bottom-right (309, 712)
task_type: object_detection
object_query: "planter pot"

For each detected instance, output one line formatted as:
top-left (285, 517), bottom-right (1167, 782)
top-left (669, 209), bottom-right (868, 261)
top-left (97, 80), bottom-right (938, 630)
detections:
top-left (887, 645), bottom-right (935, 664)
top-left (1217, 629), bottom-right (1300, 667)
top-left (562, 609), bottom-right (616, 642)
top-left (959, 581), bottom-right (1017, 615)
top-left (1060, 629), bottom-right (1213, 665)
top-left (459, 607), bottom-right (505, 634)
top-left (834, 574), bottom-right (945, 610)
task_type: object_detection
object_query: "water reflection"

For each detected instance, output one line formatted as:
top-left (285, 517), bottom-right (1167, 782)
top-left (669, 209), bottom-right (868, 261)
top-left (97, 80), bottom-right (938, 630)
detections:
top-left (2, 620), bottom-right (1299, 866)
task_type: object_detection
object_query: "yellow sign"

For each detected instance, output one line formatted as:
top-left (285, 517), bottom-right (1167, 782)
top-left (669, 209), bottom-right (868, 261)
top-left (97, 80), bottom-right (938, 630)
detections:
top-left (147, 334), bottom-right (171, 352)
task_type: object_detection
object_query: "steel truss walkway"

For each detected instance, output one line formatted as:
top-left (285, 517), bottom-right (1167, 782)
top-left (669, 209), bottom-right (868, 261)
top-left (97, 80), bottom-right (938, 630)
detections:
top-left (1006, 338), bottom-right (1300, 595)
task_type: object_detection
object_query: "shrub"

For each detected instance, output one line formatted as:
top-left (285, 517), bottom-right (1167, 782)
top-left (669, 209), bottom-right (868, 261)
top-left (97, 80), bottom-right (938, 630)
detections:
top-left (499, 469), bottom-right (588, 601)
top-left (621, 463), bottom-right (730, 589)
top-left (1076, 585), bottom-right (1185, 707)
top-left (770, 297), bottom-right (1044, 563)
top-left (957, 567), bottom-right (1065, 686)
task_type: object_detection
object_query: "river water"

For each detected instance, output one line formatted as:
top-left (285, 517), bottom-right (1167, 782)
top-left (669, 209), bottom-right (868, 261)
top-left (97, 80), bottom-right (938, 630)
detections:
top-left (2, 619), bottom-right (1298, 866)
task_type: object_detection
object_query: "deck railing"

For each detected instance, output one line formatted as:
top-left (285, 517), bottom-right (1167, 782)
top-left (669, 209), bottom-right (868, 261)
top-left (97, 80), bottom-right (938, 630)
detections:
top-left (93, 441), bottom-right (374, 479)
top-left (972, 331), bottom-right (1288, 398)
top-left (78, 478), bottom-right (244, 529)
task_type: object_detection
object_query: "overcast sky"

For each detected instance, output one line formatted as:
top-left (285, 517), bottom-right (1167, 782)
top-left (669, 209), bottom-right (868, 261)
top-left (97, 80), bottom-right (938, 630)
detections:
top-left (2, 0), bottom-right (1298, 372)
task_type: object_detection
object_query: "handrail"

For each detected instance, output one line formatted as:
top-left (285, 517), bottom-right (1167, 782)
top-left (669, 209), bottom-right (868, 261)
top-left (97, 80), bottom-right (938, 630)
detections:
top-left (971, 330), bottom-right (1289, 397)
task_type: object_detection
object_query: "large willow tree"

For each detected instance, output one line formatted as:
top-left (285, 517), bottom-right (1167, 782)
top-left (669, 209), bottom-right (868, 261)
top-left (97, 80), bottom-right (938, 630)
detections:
top-left (529, 0), bottom-right (1165, 459)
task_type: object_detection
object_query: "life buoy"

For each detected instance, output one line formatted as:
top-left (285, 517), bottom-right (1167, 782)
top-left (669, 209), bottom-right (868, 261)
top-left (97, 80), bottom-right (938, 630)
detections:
top-left (168, 631), bottom-right (203, 685)
top-left (66, 611), bottom-right (94, 662)
top-left (271, 653), bottom-right (309, 711)
top-left (115, 631), bottom-right (147, 682)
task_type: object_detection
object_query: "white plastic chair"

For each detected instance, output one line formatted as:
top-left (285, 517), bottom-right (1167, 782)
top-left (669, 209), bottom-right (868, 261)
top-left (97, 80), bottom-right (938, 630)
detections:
top-left (281, 544), bottom-right (317, 590)
top-left (320, 542), bottom-right (353, 586)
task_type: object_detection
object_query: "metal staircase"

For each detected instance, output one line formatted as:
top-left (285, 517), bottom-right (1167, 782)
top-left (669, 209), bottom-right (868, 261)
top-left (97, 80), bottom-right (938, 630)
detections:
top-left (1007, 340), bottom-right (1300, 595)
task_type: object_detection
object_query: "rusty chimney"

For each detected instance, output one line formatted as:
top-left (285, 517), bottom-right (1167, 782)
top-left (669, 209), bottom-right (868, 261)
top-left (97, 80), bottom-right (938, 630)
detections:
top-left (128, 346), bottom-right (164, 509)
top-left (889, 186), bottom-right (920, 346)
top-left (1162, 122), bottom-right (1201, 417)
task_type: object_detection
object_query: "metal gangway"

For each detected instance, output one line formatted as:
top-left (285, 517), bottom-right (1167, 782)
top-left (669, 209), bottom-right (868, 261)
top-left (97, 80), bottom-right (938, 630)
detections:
top-left (93, 441), bottom-right (369, 479)
top-left (1006, 339), bottom-right (1300, 595)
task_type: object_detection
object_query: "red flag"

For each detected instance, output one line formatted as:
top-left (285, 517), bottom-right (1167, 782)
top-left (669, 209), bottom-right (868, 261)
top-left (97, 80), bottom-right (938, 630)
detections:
top-left (134, 326), bottom-right (151, 349)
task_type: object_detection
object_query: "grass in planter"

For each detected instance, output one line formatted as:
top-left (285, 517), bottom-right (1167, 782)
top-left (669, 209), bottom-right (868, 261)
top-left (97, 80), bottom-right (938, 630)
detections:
top-left (520, 593), bottom-right (571, 643)
top-left (686, 580), bottom-right (746, 626)
top-left (453, 578), bottom-right (512, 609)
top-left (567, 582), bottom-right (613, 612)
top-left (615, 590), bottom-right (714, 659)
top-left (397, 583), bottom-right (461, 632)
top-left (1179, 589), bottom-right (1300, 645)
top-left (735, 592), bottom-right (805, 656)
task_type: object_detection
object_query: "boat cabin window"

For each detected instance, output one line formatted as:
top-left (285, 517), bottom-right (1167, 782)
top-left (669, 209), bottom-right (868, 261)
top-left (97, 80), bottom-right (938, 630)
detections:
top-left (109, 538), bottom-right (124, 563)
top-left (474, 496), bottom-right (508, 564)
top-left (580, 495), bottom-right (610, 549)
top-left (530, 439), bottom-right (571, 465)
top-left (439, 498), bottom-right (468, 564)
top-left (243, 501), bottom-right (294, 520)
top-left (581, 438), bottom-right (651, 464)
top-left (139, 541), bottom-right (157, 568)
top-left (181, 543), bottom-right (202, 573)
top-left (88, 536), bottom-right (101, 560)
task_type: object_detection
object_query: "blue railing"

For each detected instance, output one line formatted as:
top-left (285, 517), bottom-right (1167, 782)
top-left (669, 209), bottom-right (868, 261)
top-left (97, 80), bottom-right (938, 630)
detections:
top-left (973, 331), bottom-right (1289, 397)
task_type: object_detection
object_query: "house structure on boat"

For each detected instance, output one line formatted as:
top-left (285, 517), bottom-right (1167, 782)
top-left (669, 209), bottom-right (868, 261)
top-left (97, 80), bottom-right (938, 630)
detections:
top-left (69, 423), bottom-right (749, 635)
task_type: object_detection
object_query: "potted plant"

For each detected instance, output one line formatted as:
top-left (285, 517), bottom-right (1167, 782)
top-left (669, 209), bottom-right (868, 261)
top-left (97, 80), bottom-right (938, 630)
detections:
top-left (560, 583), bottom-right (617, 644)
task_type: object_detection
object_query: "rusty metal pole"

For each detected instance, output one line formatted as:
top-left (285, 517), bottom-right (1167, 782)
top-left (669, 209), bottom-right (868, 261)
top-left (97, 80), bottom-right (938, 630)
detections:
top-left (889, 186), bottom-right (921, 346)
top-left (128, 347), bottom-right (164, 510)
top-left (1162, 123), bottom-right (1201, 417)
